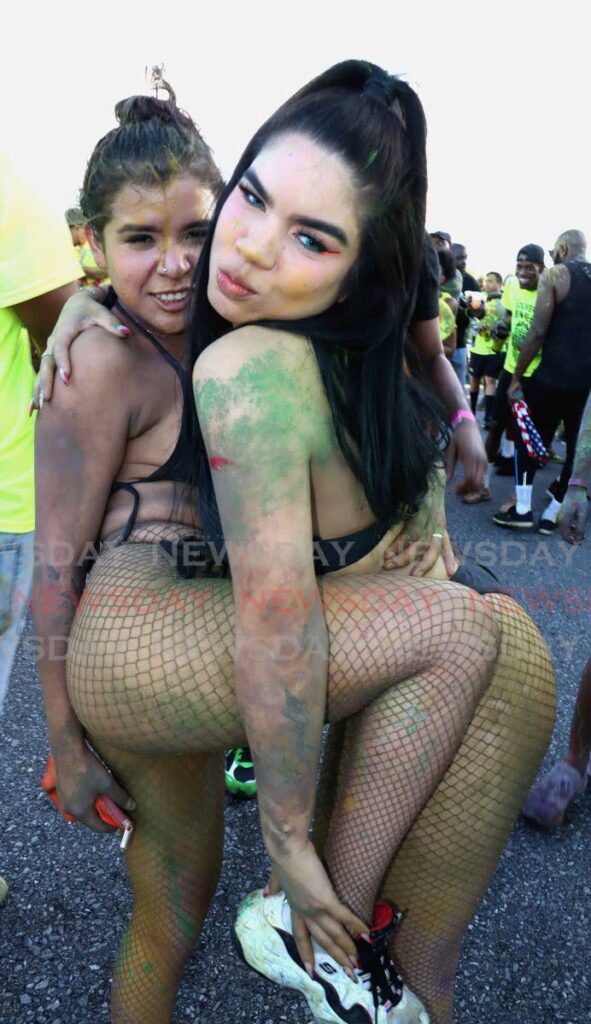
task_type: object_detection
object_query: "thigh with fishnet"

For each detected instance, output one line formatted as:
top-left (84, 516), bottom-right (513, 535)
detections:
top-left (312, 595), bottom-right (554, 1023)
top-left (341, 594), bottom-right (554, 1023)
top-left (67, 542), bottom-right (239, 752)
top-left (67, 543), bottom-right (497, 755)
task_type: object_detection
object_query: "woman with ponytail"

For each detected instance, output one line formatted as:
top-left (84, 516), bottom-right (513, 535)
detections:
top-left (34, 63), bottom-right (554, 1024)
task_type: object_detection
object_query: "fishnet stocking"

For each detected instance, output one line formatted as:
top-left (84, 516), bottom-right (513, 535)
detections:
top-left (68, 543), bottom-right (496, 757)
top-left (319, 593), bottom-right (497, 924)
top-left (95, 745), bottom-right (224, 1024)
top-left (65, 542), bottom-right (532, 1023)
top-left (315, 593), bottom-right (556, 1024)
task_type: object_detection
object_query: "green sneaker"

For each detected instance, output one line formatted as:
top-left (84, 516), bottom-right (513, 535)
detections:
top-left (225, 746), bottom-right (257, 798)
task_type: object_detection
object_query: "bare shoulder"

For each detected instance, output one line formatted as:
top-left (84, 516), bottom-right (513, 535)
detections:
top-left (193, 327), bottom-right (330, 454)
top-left (193, 325), bottom-right (318, 389)
top-left (48, 327), bottom-right (141, 416)
top-left (68, 325), bottom-right (138, 376)
top-left (542, 265), bottom-right (569, 288)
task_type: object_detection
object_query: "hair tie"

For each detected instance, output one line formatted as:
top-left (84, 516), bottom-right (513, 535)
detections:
top-left (361, 74), bottom-right (392, 107)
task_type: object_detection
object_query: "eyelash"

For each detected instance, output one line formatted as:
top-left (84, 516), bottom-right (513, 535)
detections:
top-left (239, 183), bottom-right (265, 210)
top-left (126, 234), bottom-right (153, 247)
top-left (125, 227), bottom-right (209, 247)
top-left (238, 182), bottom-right (332, 255)
top-left (295, 232), bottom-right (329, 255)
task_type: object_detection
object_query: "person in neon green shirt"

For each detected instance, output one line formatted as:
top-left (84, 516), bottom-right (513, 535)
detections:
top-left (461, 246), bottom-right (545, 508)
top-left (491, 243), bottom-right (547, 528)
top-left (467, 272), bottom-right (506, 427)
top-left (65, 206), bottom-right (110, 287)
top-left (0, 154), bottom-right (81, 717)
top-left (436, 248), bottom-right (458, 359)
top-left (439, 291), bottom-right (457, 356)
top-left (501, 273), bottom-right (543, 379)
top-left (1, 153), bottom-right (81, 905)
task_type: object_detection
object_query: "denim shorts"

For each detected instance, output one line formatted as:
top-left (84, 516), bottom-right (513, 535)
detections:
top-left (0, 531), bottom-right (34, 714)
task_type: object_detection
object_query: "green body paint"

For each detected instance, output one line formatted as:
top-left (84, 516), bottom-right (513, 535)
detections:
top-left (282, 690), bottom-right (315, 761)
top-left (196, 340), bottom-right (331, 860)
top-left (195, 346), bottom-right (335, 539)
top-left (166, 847), bottom-right (200, 943)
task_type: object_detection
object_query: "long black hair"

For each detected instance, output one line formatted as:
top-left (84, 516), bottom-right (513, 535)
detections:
top-left (185, 59), bottom-right (446, 525)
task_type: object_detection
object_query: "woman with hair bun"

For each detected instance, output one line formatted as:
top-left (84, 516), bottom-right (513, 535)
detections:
top-left (34, 63), bottom-right (554, 1024)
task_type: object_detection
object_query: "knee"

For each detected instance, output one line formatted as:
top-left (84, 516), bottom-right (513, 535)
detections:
top-left (484, 594), bottom-right (556, 749)
top-left (130, 861), bottom-right (220, 955)
top-left (446, 586), bottom-right (499, 666)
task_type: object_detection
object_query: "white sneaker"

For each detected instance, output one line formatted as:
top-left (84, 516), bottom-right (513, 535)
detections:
top-left (233, 889), bottom-right (430, 1023)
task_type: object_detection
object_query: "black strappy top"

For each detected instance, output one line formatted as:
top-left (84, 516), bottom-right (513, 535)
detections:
top-left (110, 300), bottom-right (388, 574)
top-left (110, 301), bottom-right (194, 542)
top-left (198, 479), bottom-right (388, 577)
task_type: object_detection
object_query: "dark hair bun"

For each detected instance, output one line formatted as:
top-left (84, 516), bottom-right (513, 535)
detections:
top-left (114, 94), bottom-right (196, 132)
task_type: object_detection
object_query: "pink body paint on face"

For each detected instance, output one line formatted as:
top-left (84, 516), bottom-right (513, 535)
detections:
top-left (209, 455), bottom-right (234, 470)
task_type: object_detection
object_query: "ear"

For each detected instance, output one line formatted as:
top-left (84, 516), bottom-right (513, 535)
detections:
top-left (86, 226), bottom-right (107, 271)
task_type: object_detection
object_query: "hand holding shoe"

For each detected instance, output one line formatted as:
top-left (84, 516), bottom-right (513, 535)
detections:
top-left (271, 839), bottom-right (369, 979)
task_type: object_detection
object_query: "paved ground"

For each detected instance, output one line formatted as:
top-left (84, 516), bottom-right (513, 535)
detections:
top-left (1, 434), bottom-right (591, 1024)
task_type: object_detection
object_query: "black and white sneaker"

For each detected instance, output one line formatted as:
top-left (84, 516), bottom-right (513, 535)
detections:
top-left (538, 518), bottom-right (557, 535)
top-left (233, 889), bottom-right (429, 1023)
top-left (492, 506), bottom-right (534, 529)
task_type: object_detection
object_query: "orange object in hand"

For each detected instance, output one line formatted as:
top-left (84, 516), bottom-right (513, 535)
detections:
top-left (41, 755), bottom-right (133, 849)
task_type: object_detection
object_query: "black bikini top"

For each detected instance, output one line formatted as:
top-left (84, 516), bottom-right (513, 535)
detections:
top-left (110, 301), bottom-right (194, 542)
top-left (109, 298), bottom-right (388, 571)
top-left (198, 475), bottom-right (388, 577)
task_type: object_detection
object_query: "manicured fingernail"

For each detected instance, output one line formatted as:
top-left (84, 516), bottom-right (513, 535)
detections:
top-left (59, 368), bottom-right (70, 386)
top-left (39, 392), bottom-right (44, 410)
top-left (361, 933), bottom-right (371, 942)
top-left (305, 963), bottom-right (314, 978)
top-left (116, 325), bottom-right (132, 337)
top-left (28, 400), bottom-right (35, 417)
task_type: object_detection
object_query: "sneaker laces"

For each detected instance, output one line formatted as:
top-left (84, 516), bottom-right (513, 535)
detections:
top-left (355, 902), bottom-right (404, 1023)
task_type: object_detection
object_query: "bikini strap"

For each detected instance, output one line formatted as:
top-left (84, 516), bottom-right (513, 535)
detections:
top-left (112, 300), bottom-right (188, 380)
top-left (111, 482), bottom-right (140, 542)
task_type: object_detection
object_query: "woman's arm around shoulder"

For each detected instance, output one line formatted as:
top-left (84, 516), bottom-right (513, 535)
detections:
top-left (34, 327), bottom-right (138, 828)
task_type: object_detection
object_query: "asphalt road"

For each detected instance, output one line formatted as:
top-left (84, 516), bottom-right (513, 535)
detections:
top-left (1, 434), bottom-right (590, 1024)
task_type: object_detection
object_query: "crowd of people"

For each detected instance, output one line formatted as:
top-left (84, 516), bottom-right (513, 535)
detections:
top-left (0, 59), bottom-right (588, 1024)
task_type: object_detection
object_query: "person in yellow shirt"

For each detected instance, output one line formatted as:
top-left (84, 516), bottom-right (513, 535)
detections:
top-left (439, 291), bottom-right (457, 356)
top-left (1, 154), bottom-right (81, 904)
top-left (482, 244), bottom-right (545, 524)
top-left (467, 272), bottom-right (506, 428)
top-left (437, 248), bottom-right (458, 357)
top-left (1, 156), bottom-right (81, 712)
top-left (65, 206), bottom-right (109, 287)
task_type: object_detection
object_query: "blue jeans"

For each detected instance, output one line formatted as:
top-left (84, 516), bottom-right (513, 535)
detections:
top-left (450, 346), bottom-right (468, 389)
top-left (0, 531), bottom-right (34, 714)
